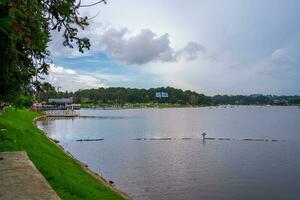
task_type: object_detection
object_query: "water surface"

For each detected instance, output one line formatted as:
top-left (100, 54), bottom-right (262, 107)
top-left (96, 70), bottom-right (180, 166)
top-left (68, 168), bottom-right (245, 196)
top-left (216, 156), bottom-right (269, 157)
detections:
top-left (37, 106), bottom-right (300, 200)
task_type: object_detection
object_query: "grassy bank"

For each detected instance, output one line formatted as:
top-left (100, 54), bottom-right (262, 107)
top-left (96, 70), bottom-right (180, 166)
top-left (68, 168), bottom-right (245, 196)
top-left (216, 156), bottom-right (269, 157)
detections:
top-left (0, 108), bottom-right (127, 200)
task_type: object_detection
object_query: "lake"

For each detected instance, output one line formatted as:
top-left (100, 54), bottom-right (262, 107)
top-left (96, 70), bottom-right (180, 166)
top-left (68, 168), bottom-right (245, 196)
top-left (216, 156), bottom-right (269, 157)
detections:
top-left (37, 106), bottom-right (300, 200)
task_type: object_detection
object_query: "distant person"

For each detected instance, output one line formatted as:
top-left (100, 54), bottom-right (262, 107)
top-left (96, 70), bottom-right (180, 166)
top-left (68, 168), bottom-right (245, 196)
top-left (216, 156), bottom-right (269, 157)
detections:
top-left (202, 132), bottom-right (207, 140)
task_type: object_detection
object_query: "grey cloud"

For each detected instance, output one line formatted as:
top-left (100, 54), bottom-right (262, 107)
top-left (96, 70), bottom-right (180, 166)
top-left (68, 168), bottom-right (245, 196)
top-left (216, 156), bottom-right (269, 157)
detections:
top-left (269, 48), bottom-right (291, 66)
top-left (98, 28), bottom-right (173, 64)
top-left (97, 28), bottom-right (205, 64)
top-left (176, 42), bottom-right (206, 61)
top-left (49, 25), bottom-right (206, 64)
top-left (254, 48), bottom-right (299, 78)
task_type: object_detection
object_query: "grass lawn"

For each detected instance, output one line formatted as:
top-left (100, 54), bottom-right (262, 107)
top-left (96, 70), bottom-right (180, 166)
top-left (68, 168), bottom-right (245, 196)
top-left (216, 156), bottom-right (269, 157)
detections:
top-left (0, 108), bottom-right (127, 200)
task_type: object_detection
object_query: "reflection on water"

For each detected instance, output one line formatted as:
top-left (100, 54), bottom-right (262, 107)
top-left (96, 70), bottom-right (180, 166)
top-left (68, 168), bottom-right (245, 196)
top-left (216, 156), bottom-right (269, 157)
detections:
top-left (37, 106), bottom-right (300, 200)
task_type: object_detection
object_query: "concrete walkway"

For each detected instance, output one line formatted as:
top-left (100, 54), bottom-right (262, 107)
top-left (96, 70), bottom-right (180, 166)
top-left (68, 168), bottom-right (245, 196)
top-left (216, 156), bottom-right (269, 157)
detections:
top-left (0, 151), bottom-right (61, 200)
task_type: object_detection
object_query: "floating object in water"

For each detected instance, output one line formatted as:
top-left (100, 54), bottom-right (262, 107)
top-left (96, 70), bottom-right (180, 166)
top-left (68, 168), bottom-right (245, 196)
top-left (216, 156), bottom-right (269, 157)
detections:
top-left (205, 137), bottom-right (216, 140)
top-left (76, 138), bottom-right (104, 142)
top-left (134, 138), bottom-right (148, 140)
top-left (149, 138), bottom-right (172, 140)
top-left (218, 138), bottom-right (231, 140)
top-left (244, 138), bottom-right (275, 142)
top-left (253, 139), bottom-right (265, 141)
top-left (181, 138), bottom-right (192, 140)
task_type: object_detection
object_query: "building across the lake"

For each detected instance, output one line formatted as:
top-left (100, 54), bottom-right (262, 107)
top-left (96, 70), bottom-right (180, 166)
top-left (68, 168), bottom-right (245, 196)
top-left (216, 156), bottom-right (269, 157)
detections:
top-left (48, 97), bottom-right (73, 105)
top-left (32, 97), bottom-right (80, 111)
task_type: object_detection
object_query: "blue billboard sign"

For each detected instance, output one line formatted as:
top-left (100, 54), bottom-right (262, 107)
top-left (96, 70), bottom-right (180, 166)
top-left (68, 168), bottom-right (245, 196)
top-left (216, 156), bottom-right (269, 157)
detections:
top-left (155, 92), bottom-right (168, 98)
top-left (161, 92), bottom-right (169, 98)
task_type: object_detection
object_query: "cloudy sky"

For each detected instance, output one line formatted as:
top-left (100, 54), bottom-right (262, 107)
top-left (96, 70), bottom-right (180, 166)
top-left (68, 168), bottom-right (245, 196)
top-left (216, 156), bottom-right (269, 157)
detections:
top-left (47, 0), bottom-right (300, 95)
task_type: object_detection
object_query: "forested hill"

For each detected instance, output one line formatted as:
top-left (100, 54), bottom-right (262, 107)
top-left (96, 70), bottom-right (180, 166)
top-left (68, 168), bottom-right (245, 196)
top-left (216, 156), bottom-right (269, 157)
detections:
top-left (40, 86), bottom-right (300, 106)
top-left (73, 87), bottom-right (211, 106)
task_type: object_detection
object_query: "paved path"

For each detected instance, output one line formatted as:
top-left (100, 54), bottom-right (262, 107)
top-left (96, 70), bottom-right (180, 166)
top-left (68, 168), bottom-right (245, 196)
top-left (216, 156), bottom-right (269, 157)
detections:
top-left (0, 151), bottom-right (61, 200)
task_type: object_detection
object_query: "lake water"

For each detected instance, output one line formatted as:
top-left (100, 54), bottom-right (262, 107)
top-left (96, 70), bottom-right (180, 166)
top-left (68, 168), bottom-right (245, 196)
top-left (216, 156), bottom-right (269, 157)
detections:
top-left (37, 106), bottom-right (300, 200)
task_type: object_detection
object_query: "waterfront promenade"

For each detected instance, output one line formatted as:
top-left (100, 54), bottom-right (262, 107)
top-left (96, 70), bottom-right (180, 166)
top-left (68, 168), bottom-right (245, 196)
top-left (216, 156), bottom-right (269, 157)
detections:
top-left (0, 151), bottom-right (60, 200)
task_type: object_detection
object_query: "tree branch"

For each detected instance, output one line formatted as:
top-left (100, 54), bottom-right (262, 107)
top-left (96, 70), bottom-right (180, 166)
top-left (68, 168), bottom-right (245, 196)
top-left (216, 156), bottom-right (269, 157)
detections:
top-left (80, 0), bottom-right (107, 8)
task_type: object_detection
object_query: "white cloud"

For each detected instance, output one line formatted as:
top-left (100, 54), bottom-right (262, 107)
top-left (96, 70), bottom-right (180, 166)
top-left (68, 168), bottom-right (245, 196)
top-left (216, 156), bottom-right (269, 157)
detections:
top-left (45, 64), bottom-right (129, 91)
top-left (270, 48), bottom-right (289, 62)
top-left (49, 65), bottom-right (76, 75)
top-left (49, 25), bottom-right (206, 65)
top-left (97, 28), bottom-right (206, 64)
top-left (254, 48), bottom-right (295, 76)
top-left (98, 28), bottom-right (174, 64)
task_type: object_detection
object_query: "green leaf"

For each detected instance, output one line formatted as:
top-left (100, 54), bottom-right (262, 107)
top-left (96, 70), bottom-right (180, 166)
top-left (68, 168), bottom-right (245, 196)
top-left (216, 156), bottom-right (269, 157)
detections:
top-left (0, 0), bottom-right (7, 6)
top-left (0, 16), bottom-right (11, 29)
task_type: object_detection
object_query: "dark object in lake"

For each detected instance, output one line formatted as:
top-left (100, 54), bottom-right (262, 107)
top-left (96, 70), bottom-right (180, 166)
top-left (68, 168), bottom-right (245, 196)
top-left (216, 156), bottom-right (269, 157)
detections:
top-left (244, 138), bottom-right (267, 142)
top-left (253, 139), bottom-right (265, 141)
top-left (218, 138), bottom-right (231, 140)
top-left (182, 138), bottom-right (192, 140)
top-left (202, 132), bottom-right (207, 140)
top-left (109, 180), bottom-right (114, 184)
top-left (149, 138), bottom-right (172, 140)
top-left (76, 138), bottom-right (104, 142)
top-left (205, 137), bottom-right (216, 140)
top-left (271, 139), bottom-right (278, 142)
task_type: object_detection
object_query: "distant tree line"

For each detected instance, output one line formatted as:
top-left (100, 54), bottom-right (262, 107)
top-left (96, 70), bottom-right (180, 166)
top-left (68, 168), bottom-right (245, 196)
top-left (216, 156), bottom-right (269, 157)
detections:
top-left (71, 87), bottom-right (212, 106)
top-left (28, 83), bottom-right (300, 107)
top-left (211, 94), bottom-right (300, 106)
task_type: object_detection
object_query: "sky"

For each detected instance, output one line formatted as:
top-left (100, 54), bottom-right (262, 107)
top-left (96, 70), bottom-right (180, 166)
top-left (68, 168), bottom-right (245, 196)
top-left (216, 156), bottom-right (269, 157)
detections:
top-left (47, 0), bottom-right (300, 95)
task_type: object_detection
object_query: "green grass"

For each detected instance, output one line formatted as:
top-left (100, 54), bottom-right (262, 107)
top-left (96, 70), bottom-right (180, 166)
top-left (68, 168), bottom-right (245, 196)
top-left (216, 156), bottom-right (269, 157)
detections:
top-left (0, 108), bottom-right (126, 200)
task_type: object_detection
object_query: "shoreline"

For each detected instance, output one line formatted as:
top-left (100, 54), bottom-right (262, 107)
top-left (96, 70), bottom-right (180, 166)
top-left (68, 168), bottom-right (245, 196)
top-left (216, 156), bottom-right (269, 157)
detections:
top-left (1, 108), bottom-right (129, 199)
top-left (81, 104), bottom-right (300, 110)
top-left (34, 115), bottom-right (131, 200)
